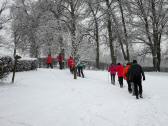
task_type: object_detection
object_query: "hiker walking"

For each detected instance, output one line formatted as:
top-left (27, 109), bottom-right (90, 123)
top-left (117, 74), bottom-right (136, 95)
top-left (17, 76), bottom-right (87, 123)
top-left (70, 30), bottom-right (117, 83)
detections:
top-left (108, 63), bottom-right (117, 84)
top-left (46, 54), bottom-right (53, 68)
top-left (116, 63), bottom-right (124, 88)
top-left (76, 60), bottom-right (85, 78)
top-left (67, 56), bottom-right (75, 74)
top-left (123, 62), bottom-right (132, 93)
top-left (57, 53), bottom-right (64, 69)
top-left (128, 60), bottom-right (145, 99)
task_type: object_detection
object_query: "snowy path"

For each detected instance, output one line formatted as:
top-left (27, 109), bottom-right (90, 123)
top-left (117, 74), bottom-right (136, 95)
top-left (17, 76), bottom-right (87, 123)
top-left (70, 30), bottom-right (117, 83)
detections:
top-left (0, 69), bottom-right (168, 126)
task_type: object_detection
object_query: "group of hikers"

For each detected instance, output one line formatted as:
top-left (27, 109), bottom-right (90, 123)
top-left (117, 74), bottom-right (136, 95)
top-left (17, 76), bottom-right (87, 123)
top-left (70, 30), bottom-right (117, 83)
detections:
top-left (46, 54), bottom-right (85, 78)
top-left (108, 60), bottom-right (145, 99)
top-left (47, 53), bottom-right (145, 99)
top-left (67, 56), bottom-right (85, 78)
top-left (46, 53), bottom-right (64, 69)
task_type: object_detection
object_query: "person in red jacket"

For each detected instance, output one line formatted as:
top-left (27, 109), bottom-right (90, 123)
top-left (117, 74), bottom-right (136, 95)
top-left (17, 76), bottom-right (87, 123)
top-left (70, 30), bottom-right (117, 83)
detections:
top-left (108, 63), bottom-right (117, 85)
top-left (67, 56), bottom-right (75, 74)
top-left (116, 63), bottom-right (124, 88)
top-left (123, 62), bottom-right (132, 93)
top-left (57, 53), bottom-right (64, 70)
top-left (47, 54), bottom-right (53, 68)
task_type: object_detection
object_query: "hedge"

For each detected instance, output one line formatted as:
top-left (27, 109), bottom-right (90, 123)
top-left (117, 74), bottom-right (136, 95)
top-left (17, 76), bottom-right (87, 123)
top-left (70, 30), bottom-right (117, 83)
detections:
top-left (0, 56), bottom-right (13, 79)
top-left (16, 59), bottom-right (38, 72)
top-left (0, 56), bottom-right (38, 80)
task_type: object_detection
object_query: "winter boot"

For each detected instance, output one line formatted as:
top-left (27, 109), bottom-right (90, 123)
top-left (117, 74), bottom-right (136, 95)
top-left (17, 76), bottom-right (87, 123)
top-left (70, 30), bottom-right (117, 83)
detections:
top-left (128, 89), bottom-right (132, 94)
top-left (112, 81), bottom-right (115, 85)
top-left (140, 94), bottom-right (143, 98)
top-left (132, 91), bottom-right (135, 96)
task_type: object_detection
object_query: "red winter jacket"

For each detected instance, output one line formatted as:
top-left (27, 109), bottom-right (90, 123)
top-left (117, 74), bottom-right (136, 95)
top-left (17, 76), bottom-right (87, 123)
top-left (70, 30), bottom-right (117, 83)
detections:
top-left (108, 65), bottom-right (116, 75)
top-left (47, 55), bottom-right (52, 64)
top-left (116, 64), bottom-right (124, 77)
top-left (57, 55), bottom-right (63, 62)
top-left (67, 57), bottom-right (75, 68)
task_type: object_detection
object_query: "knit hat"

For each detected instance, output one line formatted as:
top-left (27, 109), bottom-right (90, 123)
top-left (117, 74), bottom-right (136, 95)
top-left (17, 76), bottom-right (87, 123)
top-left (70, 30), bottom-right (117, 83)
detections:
top-left (133, 60), bottom-right (137, 64)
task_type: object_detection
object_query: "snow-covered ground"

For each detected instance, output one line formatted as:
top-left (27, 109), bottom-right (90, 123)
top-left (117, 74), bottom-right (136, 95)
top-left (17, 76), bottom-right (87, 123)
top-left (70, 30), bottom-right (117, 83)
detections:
top-left (0, 68), bottom-right (168, 126)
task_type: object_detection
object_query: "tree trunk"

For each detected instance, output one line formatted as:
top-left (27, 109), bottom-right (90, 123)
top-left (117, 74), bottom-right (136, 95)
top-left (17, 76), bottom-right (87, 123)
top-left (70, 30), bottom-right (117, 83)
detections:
top-left (95, 25), bottom-right (100, 69)
top-left (152, 55), bottom-right (158, 72)
top-left (94, 17), bottom-right (100, 69)
top-left (70, 0), bottom-right (77, 79)
top-left (107, 18), bottom-right (116, 64)
top-left (151, 43), bottom-right (158, 71)
top-left (88, 2), bottom-right (100, 69)
top-left (57, 20), bottom-right (64, 53)
top-left (151, 0), bottom-right (160, 71)
top-left (70, 29), bottom-right (78, 79)
top-left (30, 35), bottom-right (39, 58)
top-left (117, 0), bottom-right (130, 61)
top-left (74, 66), bottom-right (77, 79)
top-left (12, 48), bottom-right (16, 83)
top-left (110, 6), bottom-right (127, 62)
top-left (105, 0), bottom-right (116, 64)
top-left (157, 41), bottom-right (161, 71)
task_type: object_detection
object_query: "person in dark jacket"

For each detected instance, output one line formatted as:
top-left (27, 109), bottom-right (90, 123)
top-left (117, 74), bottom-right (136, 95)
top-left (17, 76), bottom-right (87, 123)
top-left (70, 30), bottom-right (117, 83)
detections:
top-left (57, 53), bottom-right (64, 69)
top-left (128, 60), bottom-right (145, 99)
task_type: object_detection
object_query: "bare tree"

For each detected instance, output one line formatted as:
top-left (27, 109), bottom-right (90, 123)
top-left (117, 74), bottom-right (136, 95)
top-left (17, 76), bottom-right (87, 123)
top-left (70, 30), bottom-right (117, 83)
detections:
top-left (0, 0), bottom-right (9, 30)
top-left (117, 0), bottom-right (130, 61)
top-left (85, 0), bottom-right (102, 69)
top-left (129, 0), bottom-right (168, 71)
top-left (10, 0), bottom-right (45, 58)
top-left (103, 0), bottom-right (116, 64)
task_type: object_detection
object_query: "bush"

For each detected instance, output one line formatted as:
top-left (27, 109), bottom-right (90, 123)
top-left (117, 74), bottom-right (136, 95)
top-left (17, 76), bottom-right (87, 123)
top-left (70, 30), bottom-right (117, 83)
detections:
top-left (15, 59), bottom-right (38, 72)
top-left (0, 56), bottom-right (38, 80)
top-left (0, 56), bottom-right (13, 79)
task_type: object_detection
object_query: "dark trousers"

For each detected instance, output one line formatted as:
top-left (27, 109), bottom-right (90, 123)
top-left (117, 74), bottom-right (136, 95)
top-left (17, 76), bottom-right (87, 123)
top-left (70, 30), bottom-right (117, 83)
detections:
top-left (47, 63), bottom-right (53, 68)
top-left (59, 61), bottom-right (63, 69)
top-left (133, 79), bottom-right (142, 97)
top-left (127, 80), bottom-right (132, 93)
top-left (118, 77), bottom-right (123, 87)
top-left (70, 66), bottom-right (74, 74)
top-left (110, 74), bottom-right (115, 84)
top-left (77, 67), bottom-right (84, 78)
